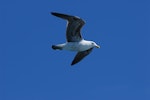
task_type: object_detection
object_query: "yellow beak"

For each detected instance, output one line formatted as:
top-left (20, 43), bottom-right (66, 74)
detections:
top-left (96, 45), bottom-right (100, 48)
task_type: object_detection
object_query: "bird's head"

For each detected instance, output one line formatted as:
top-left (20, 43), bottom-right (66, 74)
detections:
top-left (91, 41), bottom-right (100, 48)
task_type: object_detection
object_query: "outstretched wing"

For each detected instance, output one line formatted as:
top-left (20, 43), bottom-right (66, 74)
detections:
top-left (51, 12), bottom-right (85, 42)
top-left (71, 48), bottom-right (93, 65)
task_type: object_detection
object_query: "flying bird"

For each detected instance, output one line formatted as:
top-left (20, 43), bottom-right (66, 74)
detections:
top-left (51, 12), bottom-right (100, 65)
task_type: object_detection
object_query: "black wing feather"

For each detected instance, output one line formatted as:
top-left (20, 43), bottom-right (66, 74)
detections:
top-left (71, 48), bottom-right (93, 65)
top-left (51, 12), bottom-right (85, 42)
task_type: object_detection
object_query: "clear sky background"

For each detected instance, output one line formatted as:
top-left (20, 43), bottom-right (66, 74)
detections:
top-left (0, 0), bottom-right (150, 100)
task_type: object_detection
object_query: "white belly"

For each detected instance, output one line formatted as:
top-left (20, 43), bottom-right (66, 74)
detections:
top-left (63, 42), bottom-right (80, 51)
top-left (63, 41), bottom-right (92, 51)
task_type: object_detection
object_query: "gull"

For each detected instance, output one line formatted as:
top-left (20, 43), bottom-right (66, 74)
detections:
top-left (51, 12), bottom-right (100, 65)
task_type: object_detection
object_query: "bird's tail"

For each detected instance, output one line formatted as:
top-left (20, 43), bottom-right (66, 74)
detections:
top-left (52, 45), bottom-right (63, 50)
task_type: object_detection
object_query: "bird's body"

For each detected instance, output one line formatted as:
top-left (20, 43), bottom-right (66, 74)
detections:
top-left (51, 12), bottom-right (100, 65)
top-left (53, 40), bottom-right (95, 52)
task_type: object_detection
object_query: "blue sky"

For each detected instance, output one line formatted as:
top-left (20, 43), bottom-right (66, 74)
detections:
top-left (0, 0), bottom-right (150, 100)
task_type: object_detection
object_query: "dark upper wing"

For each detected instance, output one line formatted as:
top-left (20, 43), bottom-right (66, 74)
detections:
top-left (71, 48), bottom-right (93, 65)
top-left (51, 12), bottom-right (85, 42)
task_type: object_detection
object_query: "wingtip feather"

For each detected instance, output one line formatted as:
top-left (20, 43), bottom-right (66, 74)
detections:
top-left (71, 62), bottom-right (75, 66)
